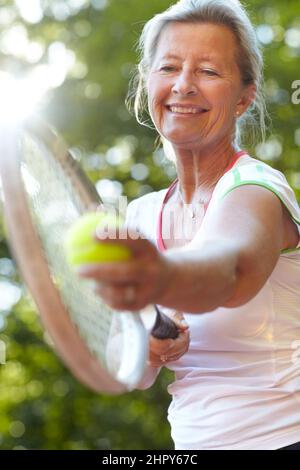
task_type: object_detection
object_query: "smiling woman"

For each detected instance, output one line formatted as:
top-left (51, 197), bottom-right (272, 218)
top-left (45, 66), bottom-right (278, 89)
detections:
top-left (77, 0), bottom-right (300, 450)
top-left (147, 22), bottom-right (255, 153)
top-left (132, 0), bottom-right (267, 158)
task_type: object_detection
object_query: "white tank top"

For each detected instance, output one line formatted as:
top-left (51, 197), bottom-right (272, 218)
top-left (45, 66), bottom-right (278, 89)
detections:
top-left (126, 154), bottom-right (300, 450)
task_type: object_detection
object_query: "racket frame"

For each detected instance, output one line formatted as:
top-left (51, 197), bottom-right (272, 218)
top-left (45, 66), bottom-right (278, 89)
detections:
top-left (0, 120), bottom-right (148, 393)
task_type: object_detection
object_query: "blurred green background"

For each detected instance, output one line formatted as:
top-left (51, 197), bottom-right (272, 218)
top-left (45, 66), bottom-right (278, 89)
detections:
top-left (0, 0), bottom-right (299, 450)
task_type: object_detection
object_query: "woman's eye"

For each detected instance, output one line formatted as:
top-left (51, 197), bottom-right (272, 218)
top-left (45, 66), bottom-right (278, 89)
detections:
top-left (160, 66), bottom-right (176, 72)
top-left (202, 69), bottom-right (217, 76)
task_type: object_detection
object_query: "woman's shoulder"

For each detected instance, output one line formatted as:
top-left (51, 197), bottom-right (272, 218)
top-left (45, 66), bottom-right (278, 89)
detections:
top-left (213, 153), bottom-right (300, 239)
top-left (220, 153), bottom-right (289, 189)
top-left (233, 153), bottom-right (281, 171)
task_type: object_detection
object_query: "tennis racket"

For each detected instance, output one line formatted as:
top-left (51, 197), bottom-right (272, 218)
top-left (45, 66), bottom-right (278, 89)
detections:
top-left (0, 118), bottom-right (178, 394)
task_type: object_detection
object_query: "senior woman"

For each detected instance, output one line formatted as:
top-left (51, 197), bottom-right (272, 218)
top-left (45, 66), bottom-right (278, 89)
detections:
top-left (78, 0), bottom-right (300, 450)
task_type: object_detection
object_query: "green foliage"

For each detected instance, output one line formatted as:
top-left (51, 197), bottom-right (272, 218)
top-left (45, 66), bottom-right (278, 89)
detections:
top-left (0, 296), bottom-right (174, 450)
top-left (0, 0), bottom-right (300, 449)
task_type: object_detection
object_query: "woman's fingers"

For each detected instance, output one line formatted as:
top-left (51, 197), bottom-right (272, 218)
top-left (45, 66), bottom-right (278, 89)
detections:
top-left (76, 259), bottom-right (142, 283)
top-left (149, 325), bottom-right (190, 355)
top-left (169, 310), bottom-right (189, 331)
top-left (93, 282), bottom-right (147, 311)
top-left (148, 327), bottom-right (190, 366)
top-left (149, 336), bottom-right (175, 354)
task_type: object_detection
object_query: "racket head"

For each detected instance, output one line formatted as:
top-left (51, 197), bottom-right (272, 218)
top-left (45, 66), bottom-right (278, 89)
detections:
top-left (0, 119), bottom-right (149, 394)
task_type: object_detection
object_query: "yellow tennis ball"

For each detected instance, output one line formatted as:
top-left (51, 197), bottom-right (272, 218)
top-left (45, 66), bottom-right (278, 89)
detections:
top-left (64, 212), bottom-right (131, 266)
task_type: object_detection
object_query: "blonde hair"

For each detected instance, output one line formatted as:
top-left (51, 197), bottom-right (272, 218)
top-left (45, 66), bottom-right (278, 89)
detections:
top-left (127, 0), bottom-right (269, 160)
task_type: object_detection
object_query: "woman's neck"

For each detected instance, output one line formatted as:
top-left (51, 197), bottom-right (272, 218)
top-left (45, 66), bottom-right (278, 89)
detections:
top-left (174, 141), bottom-right (238, 205)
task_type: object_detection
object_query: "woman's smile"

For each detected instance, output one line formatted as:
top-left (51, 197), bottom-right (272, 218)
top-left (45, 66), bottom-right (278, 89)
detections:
top-left (165, 104), bottom-right (209, 116)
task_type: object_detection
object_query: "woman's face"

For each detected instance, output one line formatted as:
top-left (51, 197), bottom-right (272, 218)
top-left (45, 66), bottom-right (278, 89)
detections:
top-left (147, 22), bottom-right (255, 151)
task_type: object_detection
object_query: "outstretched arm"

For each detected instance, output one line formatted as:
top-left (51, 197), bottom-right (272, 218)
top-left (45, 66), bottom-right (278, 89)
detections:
top-left (77, 185), bottom-right (285, 313)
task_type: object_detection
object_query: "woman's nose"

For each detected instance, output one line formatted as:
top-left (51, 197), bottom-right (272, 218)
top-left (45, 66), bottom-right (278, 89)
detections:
top-left (172, 71), bottom-right (198, 96)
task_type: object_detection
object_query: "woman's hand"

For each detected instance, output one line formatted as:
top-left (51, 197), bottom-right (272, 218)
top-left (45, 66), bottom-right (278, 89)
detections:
top-left (76, 226), bottom-right (174, 311)
top-left (148, 310), bottom-right (190, 367)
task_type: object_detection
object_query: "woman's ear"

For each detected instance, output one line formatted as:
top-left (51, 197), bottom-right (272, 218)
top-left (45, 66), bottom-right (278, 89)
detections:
top-left (236, 84), bottom-right (256, 116)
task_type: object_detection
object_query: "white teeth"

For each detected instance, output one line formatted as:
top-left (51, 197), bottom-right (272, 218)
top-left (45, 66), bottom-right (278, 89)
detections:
top-left (169, 106), bottom-right (204, 114)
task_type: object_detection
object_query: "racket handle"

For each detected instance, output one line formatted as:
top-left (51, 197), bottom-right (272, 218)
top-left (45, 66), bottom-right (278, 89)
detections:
top-left (151, 305), bottom-right (179, 339)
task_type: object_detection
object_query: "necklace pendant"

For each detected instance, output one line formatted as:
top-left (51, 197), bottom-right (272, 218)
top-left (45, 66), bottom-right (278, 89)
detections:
top-left (185, 203), bottom-right (205, 220)
top-left (179, 188), bottom-right (206, 220)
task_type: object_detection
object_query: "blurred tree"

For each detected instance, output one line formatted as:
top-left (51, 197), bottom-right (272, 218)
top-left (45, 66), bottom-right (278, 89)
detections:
top-left (0, 0), bottom-right (299, 449)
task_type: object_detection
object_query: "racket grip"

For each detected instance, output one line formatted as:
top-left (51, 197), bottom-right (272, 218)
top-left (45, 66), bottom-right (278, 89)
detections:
top-left (151, 305), bottom-right (179, 339)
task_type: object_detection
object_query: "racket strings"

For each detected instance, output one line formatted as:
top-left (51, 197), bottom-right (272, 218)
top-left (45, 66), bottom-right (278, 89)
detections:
top-left (20, 133), bottom-right (134, 381)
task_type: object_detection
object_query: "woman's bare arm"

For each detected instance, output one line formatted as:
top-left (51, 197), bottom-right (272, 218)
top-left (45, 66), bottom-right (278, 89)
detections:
top-left (157, 185), bottom-right (285, 312)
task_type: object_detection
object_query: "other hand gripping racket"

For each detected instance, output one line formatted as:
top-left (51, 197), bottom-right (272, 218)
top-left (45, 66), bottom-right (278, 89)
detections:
top-left (0, 118), bottom-right (178, 394)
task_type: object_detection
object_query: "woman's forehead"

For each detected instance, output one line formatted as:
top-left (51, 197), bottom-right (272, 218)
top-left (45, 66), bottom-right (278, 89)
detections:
top-left (154, 22), bottom-right (238, 63)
